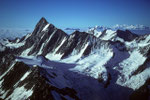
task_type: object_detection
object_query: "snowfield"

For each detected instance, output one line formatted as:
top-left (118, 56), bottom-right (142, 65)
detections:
top-left (15, 56), bottom-right (131, 100)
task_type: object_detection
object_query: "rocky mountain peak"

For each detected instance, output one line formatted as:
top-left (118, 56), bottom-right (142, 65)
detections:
top-left (116, 29), bottom-right (138, 41)
top-left (38, 17), bottom-right (48, 25)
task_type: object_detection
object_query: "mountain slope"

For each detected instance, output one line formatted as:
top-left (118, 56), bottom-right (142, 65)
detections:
top-left (1, 17), bottom-right (150, 100)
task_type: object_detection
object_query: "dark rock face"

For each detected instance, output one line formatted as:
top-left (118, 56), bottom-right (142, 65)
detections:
top-left (0, 62), bottom-right (30, 99)
top-left (0, 51), bottom-right (15, 76)
top-left (18, 17), bottom-right (52, 55)
top-left (0, 61), bottom-right (79, 100)
top-left (61, 31), bottom-right (96, 58)
top-left (2, 62), bottom-right (29, 90)
top-left (42, 29), bottom-right (68, 56)
top-left (116, 30), bottom-right (138, 41)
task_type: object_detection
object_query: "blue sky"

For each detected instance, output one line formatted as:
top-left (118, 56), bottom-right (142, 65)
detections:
top-left (0, 0), bottom-right (150, 29)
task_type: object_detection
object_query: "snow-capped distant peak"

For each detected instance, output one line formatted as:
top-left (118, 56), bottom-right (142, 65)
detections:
top-left (113, 24), bottom-right (150, 30)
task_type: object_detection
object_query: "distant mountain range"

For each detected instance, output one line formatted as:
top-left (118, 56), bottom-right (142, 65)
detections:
top-left (0, 24), bottom-right (150, 40)
top-left (64, 24), bottom-right (150, 35)
top-left (113, 24), bottom-right (150, 30)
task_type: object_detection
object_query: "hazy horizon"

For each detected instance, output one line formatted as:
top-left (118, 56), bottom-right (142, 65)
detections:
top-left (0, 0), bottom-right (150, 29)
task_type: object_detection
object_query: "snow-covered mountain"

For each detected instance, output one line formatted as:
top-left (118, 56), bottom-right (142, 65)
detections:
top-left (113, 24), bottom-right (150, 35)
top-left (0, 17), bottom-right (150, 100)
top-left (113, 24), bottom-right (150, 30)
top-left (64, 24), bottom-right (150, 36)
